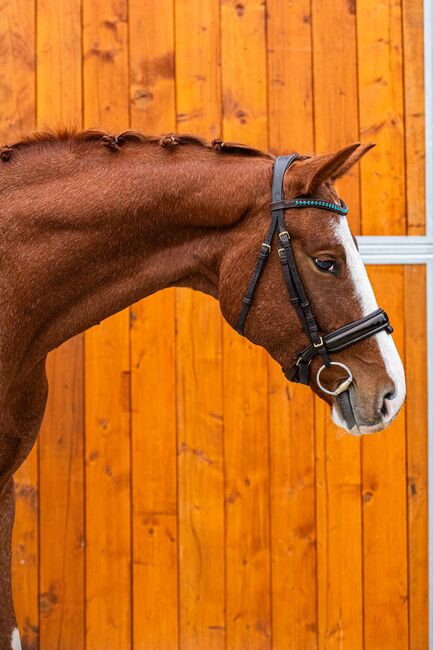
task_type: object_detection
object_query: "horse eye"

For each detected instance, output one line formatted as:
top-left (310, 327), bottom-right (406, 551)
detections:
top-left (314, 258), bottom-right (337, 273)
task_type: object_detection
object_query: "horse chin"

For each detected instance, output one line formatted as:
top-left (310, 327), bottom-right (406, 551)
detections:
top-left (330, 390), bottom-right (391, 436)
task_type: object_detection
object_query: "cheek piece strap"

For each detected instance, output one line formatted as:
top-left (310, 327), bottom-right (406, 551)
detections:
top-left (235, 154), bottom-right (393, 394)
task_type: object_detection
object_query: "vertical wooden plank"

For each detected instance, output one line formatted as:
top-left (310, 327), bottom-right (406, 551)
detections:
top-left (357, 0), bottom-right (406, 235)
top-left (268, 376), bottom-right (317, 650)
top-left (36, 0), bottom-right (83, 129)
top-left (312, 1), bottom-right (363, 647)
top-left (362, 266), bottom-right (408, 650)
top-left (404, 265), bottom-right (428, 650)
top-left (0, 2), bottom-right (38, 648)
top-left (175, 2), bottom-right (225, 648)
top-left (0, 0), bottom-right (35, 136)
top-left (82, 1), bottom-right (131, 648)
top-left (221, 2), bottom-right (271, 649)
top-left (37, 2), bottom-right (85, 648)
top-left (39, 340), bottom-right (85, 649)
top-left (314, 401), bottom-right (363, 650)
top-left (129, 3), bottom-right (178, 647)
top-left (267, 5), bottom-right (317, 648)
top-left (267, 0), bottom-right (314, 154)
top-left (130, 295), bottom-right (178, 650)
top-left (312, 0), bottom-right (361, 233)
top-left (402, 0), bottom-right (425, 235)
top-left (129, 0), bottom-right (175, 134)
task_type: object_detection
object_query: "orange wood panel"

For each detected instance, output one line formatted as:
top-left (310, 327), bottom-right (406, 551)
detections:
top-left (0, 2), bottom-right (39, 648)
top-left (129, 0), bottom-right (176, 135)
top-left (315, 401), bottom-right (363, 650)
top-left (175, 2), bottom-right (225, 648)
top-left (266, 10), bottom-right (317, 647)
top-left (313, 3), bottom-right (363, 647)
top-left (362, 266), bottom-right (409, 650)
top-left (268, 377), bottom-right (317, 650)
top-left (39, 339), bottom-right (85, 649)
top-left (175, 291), bottom-right (225, 649)
top-left (130, 293), bottom-right (178, 650)
top-left (36, 0), bottom-right (83, 130)
top-left (357, 0), bottom-right (406, 235)
top-left (0, 0), bottom-right (35, 136)
top-left (402, 0), bottom-right (425, 235)
top-left (82, 1), bottom-right (131, 648)
top-left (312, 0), bottom-right (361, 234)
top-left (36, 1), bottom-right (85, 647)
top-left (404, 266), bottom-right (428, 650)
top-left (221, 2), bottom-right (271, 648)
top-left (267, 0), bottom-right (314, 154)
top-left (129, 2), bottom-right (179, 648)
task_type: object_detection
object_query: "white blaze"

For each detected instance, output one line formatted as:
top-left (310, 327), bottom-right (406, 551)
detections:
top-left (11, 628), bottom-right (22, 650)
top-left (331, 217), bottom-right (406, 433)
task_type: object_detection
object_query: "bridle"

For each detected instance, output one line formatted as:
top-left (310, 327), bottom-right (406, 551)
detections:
top-left (236, 154), bottom-right (394, 397)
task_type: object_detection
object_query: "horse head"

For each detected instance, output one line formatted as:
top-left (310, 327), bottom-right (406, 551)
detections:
top-left (219, 143), bottom-right (405, 434)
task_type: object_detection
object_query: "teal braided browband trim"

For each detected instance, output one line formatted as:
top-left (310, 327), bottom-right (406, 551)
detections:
top-left (270, 197), bottom-right (349, 216)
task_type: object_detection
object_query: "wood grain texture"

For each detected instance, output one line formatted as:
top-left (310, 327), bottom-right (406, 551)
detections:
top-left (404, 266), bottom-right (428, 650)
top-left (267, 0), bottom-right (314, 154)
top-left (402, 0), bottom-right (426, 235)
top-left (268, 376), bottom-right (317, 650)
top-left (175, 3), bottom-right (225, 647)
top-left (312, 0), bottom-right (361, 234)
top-left (357, 0), bottom-right (406, 235)
top-left (315, 400), bottom-right (363, 650)
top-left (362, 266), bottom-right (409, 650)
top-left (83, 1), bottom-right (131, 648)
top-left (130, 293), bottom-right (178, 650)
top-left (39, 338), bottom-right (85, 650)
top-left (129, 0), bottom-right (175, 135)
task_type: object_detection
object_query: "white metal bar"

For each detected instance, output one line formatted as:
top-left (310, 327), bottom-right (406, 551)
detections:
top-left (359, 236), bottom-right (433, 264)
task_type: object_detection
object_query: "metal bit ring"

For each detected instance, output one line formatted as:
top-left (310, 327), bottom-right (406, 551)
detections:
top-left (316, 361), bottom-right (353, 396)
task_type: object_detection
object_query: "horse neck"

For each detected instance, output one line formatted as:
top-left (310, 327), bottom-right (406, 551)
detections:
top-left (2, 147), bottom-right (272, 372)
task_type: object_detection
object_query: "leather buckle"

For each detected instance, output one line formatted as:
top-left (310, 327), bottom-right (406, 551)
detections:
top-left (313, 336), bottom-right (324, 348)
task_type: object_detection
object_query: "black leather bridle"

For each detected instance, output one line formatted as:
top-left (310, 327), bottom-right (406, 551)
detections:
top-left (236, 154), bottom-right (394, 396)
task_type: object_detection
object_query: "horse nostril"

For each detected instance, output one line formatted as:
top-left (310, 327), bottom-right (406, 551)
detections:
top-left (380, 391), bottom-right (395, 419)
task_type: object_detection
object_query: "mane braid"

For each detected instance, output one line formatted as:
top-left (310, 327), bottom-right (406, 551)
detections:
top-left (1, 128), bottom-right (275, 161)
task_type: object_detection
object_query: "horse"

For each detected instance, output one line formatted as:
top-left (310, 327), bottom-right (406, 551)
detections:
top-left (0, 130), bottom-right (405, 649)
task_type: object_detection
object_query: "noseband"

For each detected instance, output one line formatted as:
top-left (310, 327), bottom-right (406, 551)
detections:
top-left (236, 154), bottom-right (393, 396)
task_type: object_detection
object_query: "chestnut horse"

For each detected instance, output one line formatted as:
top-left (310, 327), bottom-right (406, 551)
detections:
top-left (0, 130), bottom-right (405, 649)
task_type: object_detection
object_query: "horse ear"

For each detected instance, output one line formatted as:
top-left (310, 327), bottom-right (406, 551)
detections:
top-left (304, 142), bottom-right (375, 194)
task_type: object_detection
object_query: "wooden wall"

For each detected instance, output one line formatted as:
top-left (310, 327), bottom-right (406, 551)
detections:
top-left (0, 0), bottom-right (427, 648)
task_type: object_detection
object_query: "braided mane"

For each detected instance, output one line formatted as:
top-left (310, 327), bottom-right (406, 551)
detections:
top-left (0, 128), bottom-right (275, 161)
